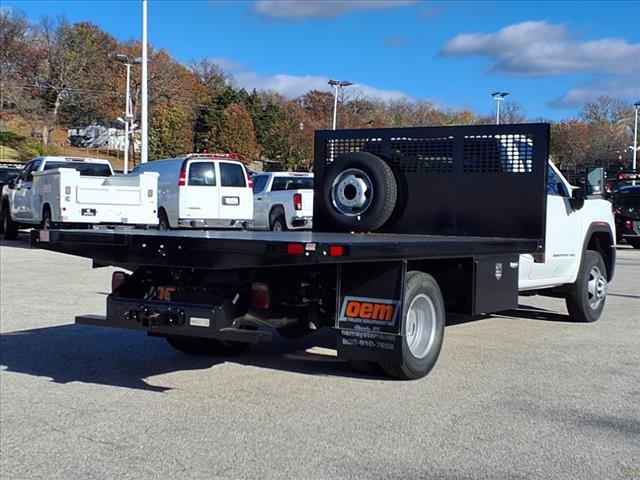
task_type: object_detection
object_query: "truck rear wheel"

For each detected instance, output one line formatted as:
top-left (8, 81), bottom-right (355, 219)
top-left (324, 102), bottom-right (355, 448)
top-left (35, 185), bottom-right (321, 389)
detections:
top-left (565, 250), bottom-right (607, 323)
top-left (381, 271), bottom-right (445, 380)
top-left (158, 210), bottom-right (170, 231)
top-left (41, 207), bottom-right (53, 230)
top-left (321, 152), bottom-right (397, 232)
top-left (270, 215), bottom-right (286, 232)
top-left (2, 205), bottom-right (18, 240)
top-left (165, 335), bottom-right (251, 356)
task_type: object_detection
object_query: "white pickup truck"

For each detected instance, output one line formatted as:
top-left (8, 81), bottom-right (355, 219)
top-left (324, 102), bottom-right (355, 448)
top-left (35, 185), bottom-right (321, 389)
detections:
top-left (252, 172), bottom-right (314, 230)
top-left (1, 156), bottom-right (158, 239)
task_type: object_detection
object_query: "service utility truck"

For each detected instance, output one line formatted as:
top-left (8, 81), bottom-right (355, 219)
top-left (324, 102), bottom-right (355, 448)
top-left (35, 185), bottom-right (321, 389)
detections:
top-left (252, 172), bottom-right (314, 231)
top-left (2, 156), bottom-right (158, 239)
top-left (32, 124), bottom-right (615, 380)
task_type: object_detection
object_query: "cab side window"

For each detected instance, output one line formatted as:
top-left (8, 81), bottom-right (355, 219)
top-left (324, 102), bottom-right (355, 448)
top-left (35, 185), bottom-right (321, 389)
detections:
top-left (547, 166), bottom-right (567, 196)
top-left (252, 175), bottom-right (268, 193)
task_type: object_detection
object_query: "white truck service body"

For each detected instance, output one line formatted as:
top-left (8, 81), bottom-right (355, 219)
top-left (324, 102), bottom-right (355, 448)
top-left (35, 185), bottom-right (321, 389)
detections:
top-left (252, 172), bottom-right (314, 230)
top-left (1, 156), bottom-right (158, 238)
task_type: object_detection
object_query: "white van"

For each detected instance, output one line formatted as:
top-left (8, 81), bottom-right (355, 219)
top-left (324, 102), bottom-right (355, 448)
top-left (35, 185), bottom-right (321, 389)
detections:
top-left (132, 153), bottom-right (253, 229)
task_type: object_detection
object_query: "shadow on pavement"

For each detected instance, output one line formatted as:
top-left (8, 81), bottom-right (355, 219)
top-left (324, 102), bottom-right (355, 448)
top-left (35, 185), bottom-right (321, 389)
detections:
top-left (0, 323), bottom-right (381, 392)
top-left (0, 234), bottom-right (34, 250)
top-left (446, 303), bottom-right (575, 326)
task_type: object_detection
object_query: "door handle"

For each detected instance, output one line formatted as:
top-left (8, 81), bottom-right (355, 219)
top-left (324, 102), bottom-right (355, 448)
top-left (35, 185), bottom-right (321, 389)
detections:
top-left (256, 197), bottom-right (263, 200)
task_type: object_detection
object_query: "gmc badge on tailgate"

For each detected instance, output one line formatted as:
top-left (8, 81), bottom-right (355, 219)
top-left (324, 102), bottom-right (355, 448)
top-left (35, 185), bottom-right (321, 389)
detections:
top-left (339, 296), bottom-right (400, 326)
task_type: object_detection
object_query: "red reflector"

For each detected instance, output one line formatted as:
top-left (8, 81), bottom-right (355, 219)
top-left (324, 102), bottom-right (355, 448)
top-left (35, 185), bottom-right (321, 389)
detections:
top-left (111, 271), bottom-right (127, 291)
top-left (626, 220), bottom-right (633, 228)
top-left (293, 193), bottom-right (302, 211)
top-left (287, 243), bottom-right (304, 255)
top-left (251, 282), bottom-right (270, 310)
top-left (178, 169), bottom-right (186, 186)
top-left (329, 245), bottom-right (344, 257)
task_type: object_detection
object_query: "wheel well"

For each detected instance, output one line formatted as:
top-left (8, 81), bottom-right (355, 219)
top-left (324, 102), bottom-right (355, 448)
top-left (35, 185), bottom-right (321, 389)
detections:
top-left (157, 207), bottom-right (170, 227)
top-left (269, 205), bottom-right (284, 221)
top-left (587, 231), bottom-right (613, 281)
top-left (42, 204), bottom-right (51, 217)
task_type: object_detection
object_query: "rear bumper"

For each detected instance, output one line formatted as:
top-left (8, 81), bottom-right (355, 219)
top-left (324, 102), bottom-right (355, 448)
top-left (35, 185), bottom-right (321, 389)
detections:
top-left (76, 295), bottom-right (271, 343)
top-left (289, 216), bottom-right (313, 230)
top-left (178, 218), bottom-right (252, 229)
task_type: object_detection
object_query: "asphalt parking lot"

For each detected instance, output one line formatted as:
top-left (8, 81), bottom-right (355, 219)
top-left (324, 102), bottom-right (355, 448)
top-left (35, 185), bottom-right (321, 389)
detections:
top-left (1, 234), bottom-right (639, 480)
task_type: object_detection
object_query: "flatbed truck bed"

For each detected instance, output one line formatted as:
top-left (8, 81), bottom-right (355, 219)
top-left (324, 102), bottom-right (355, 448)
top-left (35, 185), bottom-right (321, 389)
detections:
top-left (33, 228), bottom-right (541, 270)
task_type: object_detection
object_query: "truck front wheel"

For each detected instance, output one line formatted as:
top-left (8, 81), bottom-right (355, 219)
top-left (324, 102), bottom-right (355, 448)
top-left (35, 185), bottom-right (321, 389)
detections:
top-left (381, 271), bottom-right (446, 380)
top-left (165, 335), bottom-right (251, 356)
top-left (565, 250), bottom-right (607, 323)
top-left (2, 205), bottom-right (18, 240)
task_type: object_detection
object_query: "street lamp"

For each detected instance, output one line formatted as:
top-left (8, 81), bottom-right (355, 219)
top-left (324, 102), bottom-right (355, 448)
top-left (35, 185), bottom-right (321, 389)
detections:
top-left (115, 54), bottom-right (141, 173)
top-left (491, 91), bottom-right (509, 125)
top-left (329, 79), bottom-right (354, 130)
top-left (632, 101), bottom-right (640, 172)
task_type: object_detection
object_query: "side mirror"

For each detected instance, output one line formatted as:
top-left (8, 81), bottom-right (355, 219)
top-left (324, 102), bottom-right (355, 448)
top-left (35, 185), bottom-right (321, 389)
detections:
top-left (569, 187), bottom-right (585, 211)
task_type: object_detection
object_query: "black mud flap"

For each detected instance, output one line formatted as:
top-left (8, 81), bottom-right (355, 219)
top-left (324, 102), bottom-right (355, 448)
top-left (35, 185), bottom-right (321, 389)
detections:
top-left (336, 261), bottom-right (406, 364)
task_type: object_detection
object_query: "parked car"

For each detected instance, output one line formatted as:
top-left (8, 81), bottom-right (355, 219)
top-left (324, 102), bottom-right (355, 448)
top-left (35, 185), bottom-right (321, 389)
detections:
top-left (252, 172), bottom-right (313, 230)
top-left (612, 185), bottom-right (640, 248)
top-left (1, 156), bottom-right (158, 239)
top-left (132, 153), bottom-right (253, 230)
top-left (0, 163), bottom-right (23, 192)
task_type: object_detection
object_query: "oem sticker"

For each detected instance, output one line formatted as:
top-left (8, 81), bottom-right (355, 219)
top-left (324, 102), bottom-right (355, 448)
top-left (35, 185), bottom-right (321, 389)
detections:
top-left (339, 296), bottom-right (400, 326)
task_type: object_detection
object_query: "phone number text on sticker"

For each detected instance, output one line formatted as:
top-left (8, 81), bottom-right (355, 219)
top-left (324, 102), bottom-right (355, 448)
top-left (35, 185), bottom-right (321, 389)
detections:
top-left (339, 296), bottom-right (400, 326)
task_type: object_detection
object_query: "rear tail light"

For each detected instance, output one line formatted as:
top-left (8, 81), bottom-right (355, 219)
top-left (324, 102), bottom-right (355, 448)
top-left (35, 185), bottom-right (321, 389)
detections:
top-left (247, 171), bottom-right (253, 189)
top-left (329, 245), bottom-right (344, 257)
top-left (178, 169), bottom-right (186, 186)
top-left (293, 193), bottom-right (302, 211)
top-left (251, 282), bottom-right (270, 310)
top-left (286, 243), bottom-right (304, 255)
top-left (111, 271), bottom-right (128, 291)
top-left (625, 220), bottom-right (633, 229)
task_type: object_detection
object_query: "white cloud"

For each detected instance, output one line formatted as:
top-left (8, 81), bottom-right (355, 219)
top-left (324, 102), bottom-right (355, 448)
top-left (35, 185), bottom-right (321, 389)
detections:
top-left (553, 76), bottom-right (640, 108)
top-left (232, 70), bottom-right (409, 101)
top-left (249, 0), bottom-right (417, 20)
top-left (441, 21), bottom-right (640, 77)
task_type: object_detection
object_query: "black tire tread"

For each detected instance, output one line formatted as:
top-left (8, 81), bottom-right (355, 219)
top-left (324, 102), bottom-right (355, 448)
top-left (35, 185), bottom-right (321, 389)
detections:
top-left (380, 271), bottom-right (445, 380)
top-left (565, 250), bottom-right (606, 323)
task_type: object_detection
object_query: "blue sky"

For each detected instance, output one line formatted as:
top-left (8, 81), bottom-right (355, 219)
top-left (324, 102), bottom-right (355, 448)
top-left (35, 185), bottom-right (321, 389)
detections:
top-left (4, 0), bottom-right (640, 120)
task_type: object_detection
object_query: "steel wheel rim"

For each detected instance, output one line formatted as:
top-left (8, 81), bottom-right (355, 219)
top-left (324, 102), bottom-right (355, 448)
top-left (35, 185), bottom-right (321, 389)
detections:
top-left (587, 265), bottom-right (606, 309)
top-left (330, 168), bottom-right (373, 217)
top-left (405, 293), bottom-right (437, 359)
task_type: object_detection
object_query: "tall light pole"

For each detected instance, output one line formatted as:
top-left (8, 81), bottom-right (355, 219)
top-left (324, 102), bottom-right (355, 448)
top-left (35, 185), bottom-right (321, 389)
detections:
top-left (328, 79), bottom-right (354, 130)
top-left (141, 0), bottom-right (148, 163)
top-left (491, 91), bottom-right (509, 125)
top-left (115, 54), bottom-right (141, 173)
top-left (633, 101), bottom-right (640, 172)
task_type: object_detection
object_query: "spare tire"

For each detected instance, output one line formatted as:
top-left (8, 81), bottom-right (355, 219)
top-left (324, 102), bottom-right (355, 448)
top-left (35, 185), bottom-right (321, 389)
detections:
top-left (321, 152), bottom-right (397, 232)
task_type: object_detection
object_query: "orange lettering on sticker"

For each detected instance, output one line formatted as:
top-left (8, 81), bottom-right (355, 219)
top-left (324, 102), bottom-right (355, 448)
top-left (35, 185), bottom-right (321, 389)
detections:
top-left (345, 300), bottom-right (395, 321)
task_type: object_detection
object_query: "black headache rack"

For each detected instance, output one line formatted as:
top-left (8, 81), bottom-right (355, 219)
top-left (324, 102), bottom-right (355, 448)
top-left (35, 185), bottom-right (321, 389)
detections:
top-left (313, 122), bottom-right (549, 249)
